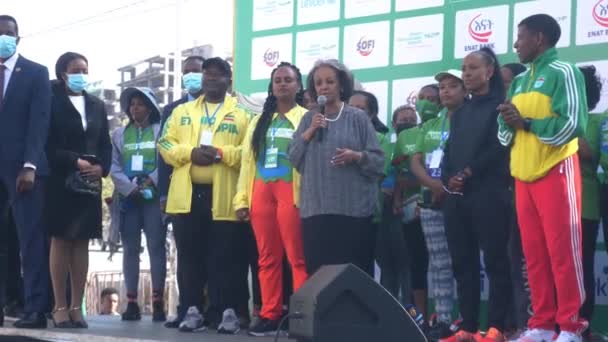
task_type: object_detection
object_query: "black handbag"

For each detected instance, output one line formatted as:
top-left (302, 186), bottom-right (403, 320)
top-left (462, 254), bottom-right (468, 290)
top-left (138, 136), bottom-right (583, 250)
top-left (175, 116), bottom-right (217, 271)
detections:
top-left (65, 154), bottom-right (102, 196)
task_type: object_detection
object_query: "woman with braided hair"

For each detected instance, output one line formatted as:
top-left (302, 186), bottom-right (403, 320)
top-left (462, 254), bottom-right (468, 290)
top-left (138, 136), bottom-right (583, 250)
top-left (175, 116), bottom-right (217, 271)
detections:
top-left (234, 62), bottom-right (309, 336)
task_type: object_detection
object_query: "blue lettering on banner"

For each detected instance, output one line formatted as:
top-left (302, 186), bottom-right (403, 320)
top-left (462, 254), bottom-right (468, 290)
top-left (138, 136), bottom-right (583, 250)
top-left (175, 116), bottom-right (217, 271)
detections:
top-left (588, 30), bottom-right (606, 38)
top-left (300, 0), bottom-right (336, 8)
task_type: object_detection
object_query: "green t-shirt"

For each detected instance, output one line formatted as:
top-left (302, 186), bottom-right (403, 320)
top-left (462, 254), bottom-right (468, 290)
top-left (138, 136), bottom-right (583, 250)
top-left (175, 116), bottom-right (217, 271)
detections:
top-left (414, 108), bottom-right (450, 203)
top-left (394, 127), bottom-right (421, 200)
top-left (255, 117), bottom-right (294, 182)
top-left (374, 132), bottom-right (395, 223)
top-left (581, 114), bottom-right (603, 220)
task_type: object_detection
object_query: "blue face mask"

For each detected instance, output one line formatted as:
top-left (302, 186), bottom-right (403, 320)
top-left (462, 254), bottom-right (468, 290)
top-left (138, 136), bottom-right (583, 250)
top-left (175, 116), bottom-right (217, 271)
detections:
top-left (182, 72), bottom-right (203, 94)
top-left (0, 35), bottom-right (17, 59)
top-left (66, 74), bottom-right (89, 93)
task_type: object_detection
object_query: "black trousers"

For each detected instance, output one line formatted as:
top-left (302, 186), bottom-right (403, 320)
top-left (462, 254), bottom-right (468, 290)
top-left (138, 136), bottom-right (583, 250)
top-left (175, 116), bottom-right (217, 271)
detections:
top-left (205, 221), bottom-right (249, 323)
top-left (580, 218), bottom-right (599, 322)
top-left (600, 184), bottom-right (608, 257)
top-left (172, 185), bottom-right (212, 314)
top-left (443, 188), bottom-right (512, 332)
top-left (301, 215), bottom-right (375, 277)
top-left (405, 215), bottom-right (429, 291)
top-left (506, 210), bottom-right (531, 330)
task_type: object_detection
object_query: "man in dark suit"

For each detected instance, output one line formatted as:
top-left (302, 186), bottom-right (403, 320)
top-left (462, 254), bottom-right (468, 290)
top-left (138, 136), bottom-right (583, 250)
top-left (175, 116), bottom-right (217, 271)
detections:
top-left (0, 15), bottom-right (52, 329)
top-left (160, 55), bottom-right (204, 329)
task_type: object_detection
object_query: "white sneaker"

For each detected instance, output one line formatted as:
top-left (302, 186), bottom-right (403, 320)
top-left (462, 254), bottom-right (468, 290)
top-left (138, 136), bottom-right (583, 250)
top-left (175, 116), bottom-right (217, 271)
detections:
top-left (179, 306), bottom-right (206, 332)
top-left (515, 329), bottom-right (555, 342)
top-left (217, 308), bottom-right (240, 335)
top-left (554, 331), bottom-right (582, 342)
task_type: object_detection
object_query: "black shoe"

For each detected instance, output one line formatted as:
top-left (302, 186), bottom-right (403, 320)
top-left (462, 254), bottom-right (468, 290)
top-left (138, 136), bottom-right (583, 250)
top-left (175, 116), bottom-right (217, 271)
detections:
top-left (121, 302), bottom-right (141, 321)
top-left (0, 310), bottom-right (4, 327)
top-left (14, 312), bottom-right (47, 329)
top-left (164, 317), bottom-right (182, 328)
top-left (248, 317), bottom-right (282, 337)
top-left (152, 301), bottom-right (166, 322)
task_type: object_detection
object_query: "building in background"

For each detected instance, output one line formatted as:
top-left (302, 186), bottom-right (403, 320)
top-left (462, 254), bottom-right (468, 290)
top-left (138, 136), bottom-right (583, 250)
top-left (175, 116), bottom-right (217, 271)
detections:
top-left (117, 44), bottom-right (215, 108)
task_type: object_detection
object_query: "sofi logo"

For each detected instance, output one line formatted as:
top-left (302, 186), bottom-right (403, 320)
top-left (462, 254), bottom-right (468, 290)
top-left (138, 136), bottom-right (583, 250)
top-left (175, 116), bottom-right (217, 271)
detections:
top-left (406, 90), bottom-right (417, 106)
top-left (468, 14), bottom-right (494, 43)
top-left (263, 49), bottom-right (279, 67)
top-left (593, 0), bottom-right (608, 27)
top-left (357, 36), bottom-right (375, 56)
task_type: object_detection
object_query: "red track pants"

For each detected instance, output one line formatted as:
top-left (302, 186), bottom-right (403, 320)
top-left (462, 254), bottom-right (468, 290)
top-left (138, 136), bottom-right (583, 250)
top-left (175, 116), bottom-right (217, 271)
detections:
top-left (515, 154), bottom-right (587, 334)
top-left (250, 179), bottom-right (308, 320)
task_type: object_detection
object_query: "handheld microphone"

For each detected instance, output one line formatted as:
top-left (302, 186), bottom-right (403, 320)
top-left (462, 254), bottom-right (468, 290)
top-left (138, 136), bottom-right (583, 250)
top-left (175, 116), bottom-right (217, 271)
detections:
top-left (316, 95), bottom-right (327, 142)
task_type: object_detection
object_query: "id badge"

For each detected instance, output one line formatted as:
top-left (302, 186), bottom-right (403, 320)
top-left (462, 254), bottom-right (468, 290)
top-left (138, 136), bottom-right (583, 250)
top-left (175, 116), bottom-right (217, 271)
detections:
top-left (390, 133), bottom-right (397, 143)
top-left (429, 149), bottom-right (443, 169)
top-left (131, 155), bottom-right (144, 172)
top-left (264, 148), bottom-right (279, 169)
top-left (200, 130), bottom-right (213, 146)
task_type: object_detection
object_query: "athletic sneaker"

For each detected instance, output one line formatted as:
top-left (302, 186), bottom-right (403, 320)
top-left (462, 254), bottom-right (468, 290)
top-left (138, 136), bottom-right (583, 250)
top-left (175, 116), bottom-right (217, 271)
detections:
top-left (516, 329), bottom-right (555, 342)
top-left (248, 318), bottom-right (282, 337)
top-left (217, 308), bottom-right (240, 335)
top-left (554, 332), bottom-right (582, 342)
top-left (439, 330), bottom-right (478, 342)
top-left (179, 306), bottom-right (206, 332)
top-left (481, 328), bottom-right (506, 342)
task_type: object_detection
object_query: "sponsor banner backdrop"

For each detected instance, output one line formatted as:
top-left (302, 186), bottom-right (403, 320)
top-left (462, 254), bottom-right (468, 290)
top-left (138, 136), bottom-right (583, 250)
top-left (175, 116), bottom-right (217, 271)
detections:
top-left (395, 0), bottom-right (444, 12)
top-left (252, 0), bottom-right (294, 32)
top-left (295, 27), bottom-right (340, 76)
top-left (393, 14), bottom-right (444, 65)
top-left (343, 21), bottom-right (391, 70)
top-left (513, 0), bottom-right (572, 49)
top-left (345, 0), bottom-right (391, 19)
top-left (454, 5), bottom-right (510, 59)
top-left (576, 0), bottom-right (608, 46)
top-left (250, 33), bottom-right (293, 81)
top-left (297, 0), bottom-right (341, 25)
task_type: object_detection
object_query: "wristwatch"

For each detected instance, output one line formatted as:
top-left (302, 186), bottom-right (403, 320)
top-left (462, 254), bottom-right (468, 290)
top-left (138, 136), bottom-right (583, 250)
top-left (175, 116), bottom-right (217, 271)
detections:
top-left (214, 151), bottom-right (222, 163)
top-left (523, 118), bottom-right (532, 132)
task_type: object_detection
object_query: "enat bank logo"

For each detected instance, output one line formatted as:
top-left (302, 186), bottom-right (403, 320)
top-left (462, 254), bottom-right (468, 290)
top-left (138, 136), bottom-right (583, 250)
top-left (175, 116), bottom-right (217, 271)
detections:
top-left (593, 0), bottom-right (608, 27)
top-left (263, 49), bottom-right (279, 67)
top-left (357, 36), bottom-right (375, 56)
top-left (468, 13), bottom-right (494, 43)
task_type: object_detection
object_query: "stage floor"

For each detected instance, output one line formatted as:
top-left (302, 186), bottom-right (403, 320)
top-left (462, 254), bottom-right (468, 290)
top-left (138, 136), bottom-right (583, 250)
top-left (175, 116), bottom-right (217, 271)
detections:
top-left (1, 316), bottom-right (280, 342)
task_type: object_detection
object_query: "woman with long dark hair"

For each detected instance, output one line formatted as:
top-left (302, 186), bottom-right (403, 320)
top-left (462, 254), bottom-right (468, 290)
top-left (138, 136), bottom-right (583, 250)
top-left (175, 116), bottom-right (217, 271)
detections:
top-left (288, 59), bottom-right (384, 277)
top-left (234, 62), bottom-right (308, 336)
top-left (440, 47), bottom-right (512, 342)
top-left (46, 52), bottom-right (112, 328)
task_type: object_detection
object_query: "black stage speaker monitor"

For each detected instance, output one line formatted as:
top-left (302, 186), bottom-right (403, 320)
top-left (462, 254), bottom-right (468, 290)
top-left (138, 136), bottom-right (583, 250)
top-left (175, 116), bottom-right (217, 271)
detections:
top-left (289, 264), bottom-right (428, 342)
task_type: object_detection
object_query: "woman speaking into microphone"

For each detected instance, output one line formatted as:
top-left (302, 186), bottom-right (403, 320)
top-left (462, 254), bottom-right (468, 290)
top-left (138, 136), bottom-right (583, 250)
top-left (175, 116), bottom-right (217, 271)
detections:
top-left (288, 60), bottom-right (384, 277)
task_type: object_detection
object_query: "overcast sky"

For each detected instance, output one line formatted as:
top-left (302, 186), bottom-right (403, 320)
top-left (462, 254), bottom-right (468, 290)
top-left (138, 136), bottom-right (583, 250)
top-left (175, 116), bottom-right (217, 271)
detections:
top-left (3, 0), bottom-right (234, 88)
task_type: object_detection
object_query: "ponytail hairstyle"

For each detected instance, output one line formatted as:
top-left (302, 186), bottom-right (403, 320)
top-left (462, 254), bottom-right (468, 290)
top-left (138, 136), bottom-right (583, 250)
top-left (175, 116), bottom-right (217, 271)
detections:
top-left (473, 47), bottom-right (505, 101)
top-left (251, 62), bottom-right (305, 160)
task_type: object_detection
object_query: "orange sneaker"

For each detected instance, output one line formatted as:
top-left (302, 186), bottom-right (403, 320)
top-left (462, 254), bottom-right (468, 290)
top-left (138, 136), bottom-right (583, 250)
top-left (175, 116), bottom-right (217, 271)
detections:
top-left (480, 328), bottom-right (506, 342)
top-left (439, 330), bottom-right (478, 342)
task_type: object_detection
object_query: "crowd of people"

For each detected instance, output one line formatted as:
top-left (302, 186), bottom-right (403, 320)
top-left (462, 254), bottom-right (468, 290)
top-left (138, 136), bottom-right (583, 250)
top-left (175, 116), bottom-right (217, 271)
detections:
top-left (0, 12), bottom-right (606, 342)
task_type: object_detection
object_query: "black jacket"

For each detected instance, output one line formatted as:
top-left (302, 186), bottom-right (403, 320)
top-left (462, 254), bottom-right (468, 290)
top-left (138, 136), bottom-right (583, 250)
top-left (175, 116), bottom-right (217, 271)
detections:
top-left (45, 81), bottom-right (112, 239)
top-left (441, 93), bottom-right (511, 192)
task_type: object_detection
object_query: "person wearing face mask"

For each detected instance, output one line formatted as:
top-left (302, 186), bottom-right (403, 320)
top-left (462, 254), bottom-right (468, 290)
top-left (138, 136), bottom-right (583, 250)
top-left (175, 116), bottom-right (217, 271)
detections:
top-left (416, 84), bottom-right (442, 122)
top-left (440, 47), bottom-right (512, 342)
top-left (288, 59), bottom-right (384, 277)
top-left (45, 52), bottom-right (112, 329)
top-left (158, 55), bottom-right (205, 329)
top-left (111, 87), bottom-right (166, 322)
top-left (380, 105), bottom-right (420, 306)
top-left (409, 72), bottom-right (465, 337)
top-left (158, 57), bottom-right (250, 334)
top-left (0, 15), bottom-right (52, 329)
top-left (498, 15), bottom-right (588, 342)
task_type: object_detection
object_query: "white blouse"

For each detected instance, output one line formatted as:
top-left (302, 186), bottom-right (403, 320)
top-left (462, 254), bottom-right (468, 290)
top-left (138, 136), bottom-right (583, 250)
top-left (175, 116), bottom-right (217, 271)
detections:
top-left (69, 95), bottom-right (87, 130)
